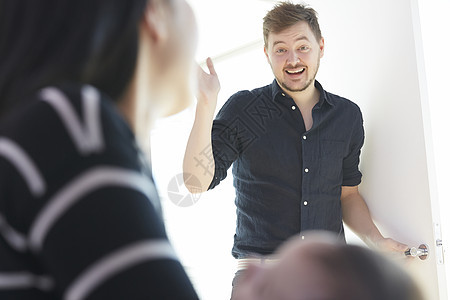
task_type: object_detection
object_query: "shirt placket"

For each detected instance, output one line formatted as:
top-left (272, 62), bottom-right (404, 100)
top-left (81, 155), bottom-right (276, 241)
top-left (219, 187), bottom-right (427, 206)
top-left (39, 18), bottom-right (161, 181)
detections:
top-left (283, 93), bottom-right (309, 235)
top-left (300, 105), bottom-right (321, 234)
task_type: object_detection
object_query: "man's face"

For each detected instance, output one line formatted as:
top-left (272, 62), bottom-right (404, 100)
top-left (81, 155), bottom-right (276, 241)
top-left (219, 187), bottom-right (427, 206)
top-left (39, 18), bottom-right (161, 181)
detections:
top-left (264, 21), bottom-right (324, 94)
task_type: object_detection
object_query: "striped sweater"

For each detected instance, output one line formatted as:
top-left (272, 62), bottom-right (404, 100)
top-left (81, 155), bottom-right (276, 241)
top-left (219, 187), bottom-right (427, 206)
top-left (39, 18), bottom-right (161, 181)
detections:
top-left (0, 83), bottom-right (198, 299)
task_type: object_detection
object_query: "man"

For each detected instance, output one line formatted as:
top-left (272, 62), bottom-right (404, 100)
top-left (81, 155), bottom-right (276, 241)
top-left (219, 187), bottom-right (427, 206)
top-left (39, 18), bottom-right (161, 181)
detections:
top-left (232, 231), bottom-right (423, 300)
top-left (184, 0), bottom-right (406, 286)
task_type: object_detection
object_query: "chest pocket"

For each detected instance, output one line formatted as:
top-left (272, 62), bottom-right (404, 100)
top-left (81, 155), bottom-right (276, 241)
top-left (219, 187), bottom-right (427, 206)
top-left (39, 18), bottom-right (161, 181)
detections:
top-left (319, 140), bottom-right (346, 182)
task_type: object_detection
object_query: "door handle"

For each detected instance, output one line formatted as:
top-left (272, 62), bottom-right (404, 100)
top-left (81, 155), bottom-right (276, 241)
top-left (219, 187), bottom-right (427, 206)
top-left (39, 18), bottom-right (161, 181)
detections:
top-left (404, 244), bottom-right (429, 260)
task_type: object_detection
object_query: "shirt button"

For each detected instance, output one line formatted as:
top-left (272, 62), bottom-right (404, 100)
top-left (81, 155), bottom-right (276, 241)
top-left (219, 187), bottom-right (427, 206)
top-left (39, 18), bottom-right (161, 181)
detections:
top-left (303, 135), bottom-right (307, 140)
top-left (291, 106), bottom-right (296, 110)
top-left (304, 201), bottom-right (308, 206)
top-left (304, 168), bottom-right (309, 173)
top-left (282, 93), bottom-right (286, 97)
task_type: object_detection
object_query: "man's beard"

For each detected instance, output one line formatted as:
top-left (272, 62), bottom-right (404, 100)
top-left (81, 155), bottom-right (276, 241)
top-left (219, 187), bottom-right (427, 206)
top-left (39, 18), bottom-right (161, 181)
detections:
top-left (278, 56), bottom-right (320, 93)
top-left (280, 77), bottom-right (315, 93)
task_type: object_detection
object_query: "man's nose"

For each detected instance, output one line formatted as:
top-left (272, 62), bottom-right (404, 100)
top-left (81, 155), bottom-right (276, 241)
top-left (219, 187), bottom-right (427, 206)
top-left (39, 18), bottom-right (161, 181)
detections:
top-left (287, 51), bottom-right (301, 65)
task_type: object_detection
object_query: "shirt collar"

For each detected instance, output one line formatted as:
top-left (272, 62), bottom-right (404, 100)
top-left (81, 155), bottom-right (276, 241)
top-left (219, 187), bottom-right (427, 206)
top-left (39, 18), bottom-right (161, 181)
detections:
top-left (271, 79), bottom-right (335, 108)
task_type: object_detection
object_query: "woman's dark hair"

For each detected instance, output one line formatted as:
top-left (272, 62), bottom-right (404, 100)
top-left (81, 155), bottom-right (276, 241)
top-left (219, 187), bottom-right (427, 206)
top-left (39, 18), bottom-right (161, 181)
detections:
top-left (0, 0), bottom-right (148, 117)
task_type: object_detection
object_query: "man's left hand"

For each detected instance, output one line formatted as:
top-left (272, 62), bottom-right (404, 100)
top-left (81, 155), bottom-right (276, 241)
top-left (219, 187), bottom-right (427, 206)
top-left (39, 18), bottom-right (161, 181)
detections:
top-left (373, 237), bottom-right (409, 253)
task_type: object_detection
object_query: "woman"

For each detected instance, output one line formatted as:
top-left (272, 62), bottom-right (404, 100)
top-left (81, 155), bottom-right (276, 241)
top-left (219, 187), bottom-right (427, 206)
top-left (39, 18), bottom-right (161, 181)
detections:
top-left (0, 0), bottom-right (199, 299)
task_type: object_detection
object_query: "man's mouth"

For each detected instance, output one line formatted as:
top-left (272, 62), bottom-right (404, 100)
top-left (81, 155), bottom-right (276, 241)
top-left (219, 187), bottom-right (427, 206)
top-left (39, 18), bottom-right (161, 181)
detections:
top-left (285, 68), bottom-right (306, 75)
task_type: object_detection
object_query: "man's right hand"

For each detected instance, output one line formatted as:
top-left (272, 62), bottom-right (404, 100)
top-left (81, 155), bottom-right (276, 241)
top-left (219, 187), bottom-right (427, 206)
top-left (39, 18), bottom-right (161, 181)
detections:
top-left (196, 57), bottom-right (220, 114)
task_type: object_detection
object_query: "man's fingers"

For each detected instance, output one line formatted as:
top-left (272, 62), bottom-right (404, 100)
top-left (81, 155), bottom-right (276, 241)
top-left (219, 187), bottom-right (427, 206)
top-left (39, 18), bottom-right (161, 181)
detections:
top-left (206, 57), bottom-right (217, 76)
top-left (389, 238), bottom-right (409, 252)
top-left (386, 238), bottom-right (409, 252)
top-left (397, 242), bottom-right (409, 252)
top-left (197, 58), bottom-right (216, 76)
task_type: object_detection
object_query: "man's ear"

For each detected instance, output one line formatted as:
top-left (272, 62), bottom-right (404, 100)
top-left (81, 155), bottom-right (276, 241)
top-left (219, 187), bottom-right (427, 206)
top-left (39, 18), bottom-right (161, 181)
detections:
top-left (264, 46), bottom-right (271, 64)
top-left (319, 37), bottom-right (325, 58)
top-left (141, 1), bottom-right (168, 44)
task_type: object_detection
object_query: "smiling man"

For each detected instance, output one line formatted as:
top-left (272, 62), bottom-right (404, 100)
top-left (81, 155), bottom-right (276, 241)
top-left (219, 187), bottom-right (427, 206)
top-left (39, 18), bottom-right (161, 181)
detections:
top-left (183, 2), bottom-right (407, 296)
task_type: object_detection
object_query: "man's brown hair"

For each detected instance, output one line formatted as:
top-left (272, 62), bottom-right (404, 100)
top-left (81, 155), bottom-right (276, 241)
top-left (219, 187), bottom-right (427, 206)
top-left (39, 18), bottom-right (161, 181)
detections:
top-left (263, 2), bottom-right (322, 47)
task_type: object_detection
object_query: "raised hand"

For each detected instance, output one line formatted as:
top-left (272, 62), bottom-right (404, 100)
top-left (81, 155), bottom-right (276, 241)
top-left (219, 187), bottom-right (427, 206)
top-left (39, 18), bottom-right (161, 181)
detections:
top-left (196, 57), bottom-right (220, 113)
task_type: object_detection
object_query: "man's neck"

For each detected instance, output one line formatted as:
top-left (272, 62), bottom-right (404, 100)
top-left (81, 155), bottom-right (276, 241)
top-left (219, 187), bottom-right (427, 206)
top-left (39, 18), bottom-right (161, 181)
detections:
top-left (282, 81), bottom-right (320, 109)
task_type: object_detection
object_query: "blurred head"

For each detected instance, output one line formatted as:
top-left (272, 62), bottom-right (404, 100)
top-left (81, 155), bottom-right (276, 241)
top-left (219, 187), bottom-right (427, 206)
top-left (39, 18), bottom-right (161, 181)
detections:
top-left (263, 2), bottom-right (324, 94)
top-left (233, 232), bottom-right (423, 300)
top-left (136, 0), bottom-right (197, 118)
top-left (0, 0), bottom-right (197, 124)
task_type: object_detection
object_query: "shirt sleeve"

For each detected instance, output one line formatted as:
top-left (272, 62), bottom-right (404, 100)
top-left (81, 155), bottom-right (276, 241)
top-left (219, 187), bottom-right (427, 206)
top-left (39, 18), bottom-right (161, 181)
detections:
top-left (208, 92), bottom-right (249, 190)
top-left (342, 106), bottom-right (365, 186)
top-left (41, 185), bottom-right (199, 300)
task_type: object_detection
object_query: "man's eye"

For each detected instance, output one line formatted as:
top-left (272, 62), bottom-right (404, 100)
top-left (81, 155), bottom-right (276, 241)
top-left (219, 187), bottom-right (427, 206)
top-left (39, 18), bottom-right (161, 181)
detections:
top-left (300, 46), bottom-right (310, 51)
top-left (276, 49), bottom-right (286, 53)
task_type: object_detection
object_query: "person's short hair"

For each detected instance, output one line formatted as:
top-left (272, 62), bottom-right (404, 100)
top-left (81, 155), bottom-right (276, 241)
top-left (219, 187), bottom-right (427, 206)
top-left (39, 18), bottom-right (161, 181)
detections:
top-left (263, 1), bottom-right (322, 47)
top-left (312, 244), bottom-right (423, 300)
top-left (0, 0), bottom-right (148, 117)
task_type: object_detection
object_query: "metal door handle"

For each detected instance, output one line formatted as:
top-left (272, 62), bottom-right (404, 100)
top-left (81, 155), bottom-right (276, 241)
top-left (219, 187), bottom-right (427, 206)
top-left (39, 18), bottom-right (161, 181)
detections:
top-left (404, 244), bottom-right (428, 260)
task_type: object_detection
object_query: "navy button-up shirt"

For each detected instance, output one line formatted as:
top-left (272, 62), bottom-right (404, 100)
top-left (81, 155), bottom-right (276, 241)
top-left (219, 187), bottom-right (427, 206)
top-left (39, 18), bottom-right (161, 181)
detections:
top-left (209, 80), bottom-right (364, 258)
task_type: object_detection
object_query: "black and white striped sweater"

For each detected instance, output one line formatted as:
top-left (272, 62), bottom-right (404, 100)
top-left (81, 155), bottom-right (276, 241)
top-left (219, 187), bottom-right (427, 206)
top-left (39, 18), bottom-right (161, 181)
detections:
top-left (0, 83), bottom-right (198, 300)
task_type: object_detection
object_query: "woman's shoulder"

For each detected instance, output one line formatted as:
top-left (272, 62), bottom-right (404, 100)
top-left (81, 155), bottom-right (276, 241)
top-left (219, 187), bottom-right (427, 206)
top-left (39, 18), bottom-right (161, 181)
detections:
top-left (0, 83), bottom-right (145, 192)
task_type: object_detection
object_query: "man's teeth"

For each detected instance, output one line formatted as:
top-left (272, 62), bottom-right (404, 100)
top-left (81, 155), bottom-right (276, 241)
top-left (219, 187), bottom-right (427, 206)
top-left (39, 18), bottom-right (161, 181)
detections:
top-left (286, 68), bottom-right (305, 74)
